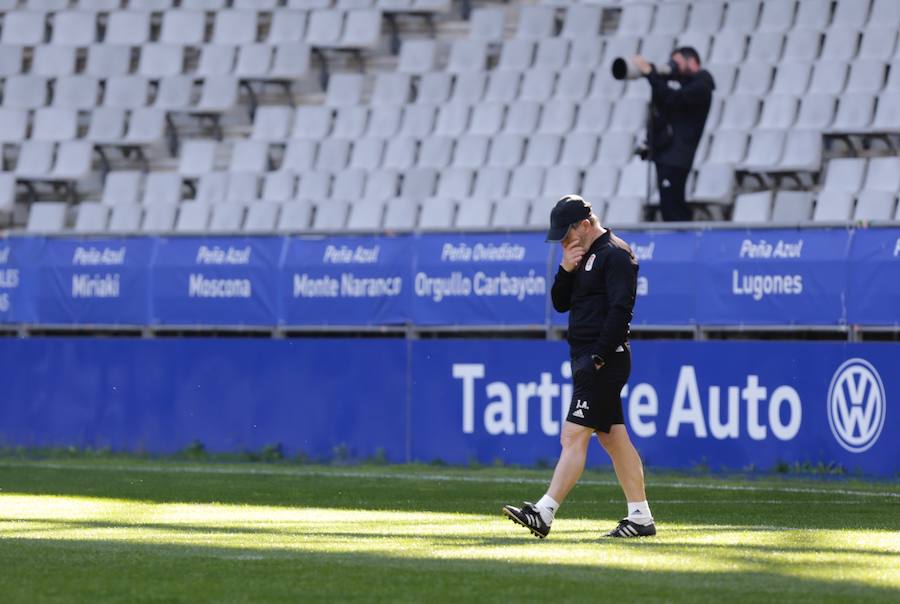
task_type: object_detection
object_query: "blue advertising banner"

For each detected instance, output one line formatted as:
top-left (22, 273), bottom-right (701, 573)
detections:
top-left (0, 337), bottom-right (895, 475)
top-left (549, 229), bottom-right (700, 327)
top-left (150, 237), bottom-right (284, 326)
top-left (847, 228), bottom-right (900, 326)
top-left (412, 232), bottom-right (551, 325)
top-left (410, 340), bottom-right (898, 476)
top-left (0, 338), bottom-right (408, 461)
top-left (35, 237), bottom-right (154, 325)
top-left (0, 237), bottom-right (41, 324)
top-left (279, 235), bottom-right (412, 326)
top-left (696, 228), bottom-right (852, 325)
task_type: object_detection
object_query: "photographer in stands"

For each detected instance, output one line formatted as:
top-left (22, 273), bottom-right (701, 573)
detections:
top-left (628, 48), bottom-right (715, 222)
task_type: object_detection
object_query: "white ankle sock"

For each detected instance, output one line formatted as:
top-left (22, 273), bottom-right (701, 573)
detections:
top-left (535, 494), bottom-right (559, 524)
top-left (627, 500), bottom-right (653, 525)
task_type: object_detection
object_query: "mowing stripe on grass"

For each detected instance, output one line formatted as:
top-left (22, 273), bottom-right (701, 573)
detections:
top-left (1, 461), bottom-right (898, 499)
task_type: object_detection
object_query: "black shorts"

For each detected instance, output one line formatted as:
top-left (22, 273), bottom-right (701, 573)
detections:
top-left (566, 345), bottom-right (631, 433)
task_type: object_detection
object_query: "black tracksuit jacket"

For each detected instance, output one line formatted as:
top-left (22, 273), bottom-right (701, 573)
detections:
top-left (551, 230), bottom-right (639, 361)
top-left (646, 68), bottom-right (716, 170)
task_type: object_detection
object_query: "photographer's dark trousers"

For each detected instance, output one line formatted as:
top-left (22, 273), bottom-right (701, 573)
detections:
top-left (654, 163), bottom-right (692, 222)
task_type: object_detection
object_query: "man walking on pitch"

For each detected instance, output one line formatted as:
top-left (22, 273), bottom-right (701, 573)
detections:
top-left (502, 195), bottom-right (655, 539)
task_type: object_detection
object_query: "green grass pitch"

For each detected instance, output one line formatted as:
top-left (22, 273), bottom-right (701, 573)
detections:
top-left (0, 459), bottom-right (897, 603)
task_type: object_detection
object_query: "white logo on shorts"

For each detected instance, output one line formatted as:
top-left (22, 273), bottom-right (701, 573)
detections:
top-left (572, 399), bottom-right (589, 419)
top-left (827, 358), bottom-right (886, 453)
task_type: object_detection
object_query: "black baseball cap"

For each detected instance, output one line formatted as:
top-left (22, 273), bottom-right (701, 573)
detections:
top-left (545, 195), bottom-right (592, 242)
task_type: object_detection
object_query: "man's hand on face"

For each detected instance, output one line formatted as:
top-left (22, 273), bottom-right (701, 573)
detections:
top-left (561, 240), bottom-right (585, 272)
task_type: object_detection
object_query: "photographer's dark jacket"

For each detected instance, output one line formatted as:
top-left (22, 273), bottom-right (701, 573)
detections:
top-left (551, 230), bottom-right (638, 361)
top-left (646, 68), bottom-right (715, 170)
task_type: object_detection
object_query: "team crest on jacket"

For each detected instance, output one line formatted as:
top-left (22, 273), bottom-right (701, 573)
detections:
top-left (585, 254), bottom-right (596, 271)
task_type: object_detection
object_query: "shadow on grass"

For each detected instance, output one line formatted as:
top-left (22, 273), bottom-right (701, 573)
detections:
top-left (4, 518), bottom-right (899, 560)
top-left (0, 536), bottom-right (897, 604)
top-left (1, 462), bottom-right (899, 532)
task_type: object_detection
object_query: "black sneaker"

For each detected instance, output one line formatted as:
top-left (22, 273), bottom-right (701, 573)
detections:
top-left (502, 502), bottom-right (551, 539)
top-left (604, 518), bottom-right (657, 538)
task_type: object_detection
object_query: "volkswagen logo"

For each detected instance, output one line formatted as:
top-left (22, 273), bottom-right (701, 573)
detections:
top-left (827, 358), bottom-right (886, 453)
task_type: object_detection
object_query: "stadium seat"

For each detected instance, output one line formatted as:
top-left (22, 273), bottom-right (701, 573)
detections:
top-left (281, 140), bottom-right (317, 172)
top-left (401, 168), bottom-right (438, 201)
top-left (469, 7), bottom-right (505, 42)
top-left (26, 201), bottom-right (68, 233)
top-left (363, 170), bottom-right (399, 201)
top-left (492, 197), bottom-right (529, 228)
top-left (604, 196), bottom-right (644, 225)
top-left (276, 200), bottom-right (313, 232)
top-left (497, 39), bottom-right (535, 72)
top-left (783, 30), bottom-right (822, 63)
top-left (417, 136), bottom-right (453, 169)
top-left (347, 199), bottom-right (385, 230)
top-left (722, 1), bottom-right (761, 33)
top-left (691, 163), bottom-right (735, 205)
top-left (686, 1), bottom-right (725, 34)
top-left (2, 11), bottom-right (47, 46)
top-left (832, 0), bottom-right (870, 29)
top-left (416, 73), bottom-right (452, 105)
top-left (731, 191), bottom-right (772, 223)
top-left (398, 40), bottom-right (437, 75)
top-left (447, 40), bottom-right (488, 73)
top-left (487, 134), bottom-right (525, 168)
top-left (508, 166), bottom-right (543, 198)
top-left (582, 164), bottom-right (620, 200)
top-left (331, 105), bottom-right (369, 140)
top-left (260, 172), bottom-right (297, 202)
top-left (504, 102), bottom-right (541, 136)
top-left (771, 62), bottom-right (812, 95)
top-left (143, 173), bottom-right (183, 206)
top-left (516, 5), bottom-right (556, 40)
top-left (469, 103), bottom-right (505, 136)
top-left (862, 157), bottom-right (900, 192)
top-left (822, 158), bottom-right (867, 193)
top-left (418, 197), bottom-right (455, 230)
top-left (854, 191), bottom-right (896, 221)
top-left (244, 201), bottom-right (280, 232)
top-left (208, 202), bottom-right (246, 233)
top-left (757, 95), bottom-right (798, 130)
top-left (746, 32), bottom-right (786, 64)
top-left (175, 202), bottom-right (212, 232)
top-left (794, 0), bottom-right (831, 30)
top-left (568, 37), bottom-right (602, 68)
top-left (382, 138), bottom-right (416, 171)
top-left (471, 167), bottom-right (509, 201)
top-left (534, 38), bottom-right (569, 71)
top-left (452, 135), bottom-right (490, 169)
top-left (107, 204), bottom-right (143, 233)
top-left (293, 106), bottom-right (333, 140)
top-left (141, 202), bottom-right (178, 232)
top-left (858, 27), bottom-right (898, 60)
top-left (383, 197), bottom-right (418, 231)
top-left (325, 74), bottom-right (365, 107)
top-left (554, 69), bottom-right (592, 102)
top-left (455, 197), bottom-right (493, 229)
top-left (830, 94), bottom-right (876, 132)
top-left (795, 94), bottom-right (837, 129)
top-left (758, 0), bottom-right (796, 33)
top-left (813, 191), bottom-right (855, 221)
top-left (311, 199), bottom-right (349, 231)
top-left (771, 191), bottom-right (814, 223)
top-left (268, 11), bottom-right (308, 44)
top-left (32, 46), bottom-right (77, 77)
top-left (225, 173), bottom-right (259, 204)
top-left (809, 61), bottom-right (850, 96)
top-left (179, 141), bottom-right (218, 177)
top-left (367, 107), bottom-right (402, 138)
top-left (822, 28), bottom-right (862, 62)
top-left (538, 100), bottom-right (576, 134)
top-left (160, 11), bottom-right (207, 46)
